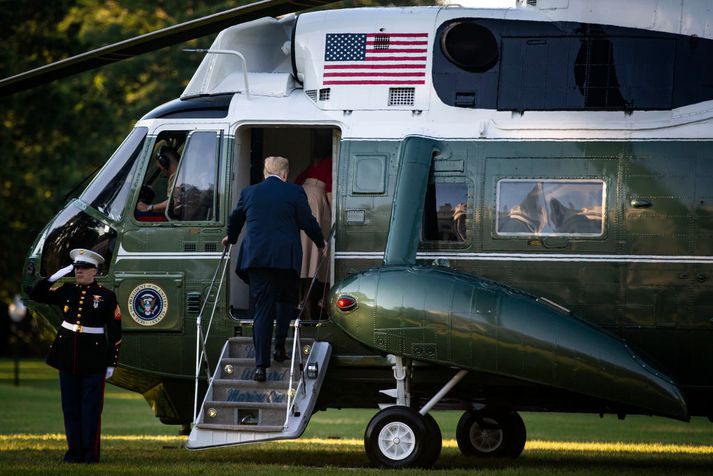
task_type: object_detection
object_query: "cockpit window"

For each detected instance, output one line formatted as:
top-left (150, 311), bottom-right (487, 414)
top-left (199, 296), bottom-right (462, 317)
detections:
top-left (134, 130), bottom-right (220, 223)
top-left (168, 131), bottom-right (220, 221)
top-left (40, 202), bottom-right (117, 277)
top-left (496, 179), bottom-right (605, 236)
top-left (80, 127), bottom-right (148, 221)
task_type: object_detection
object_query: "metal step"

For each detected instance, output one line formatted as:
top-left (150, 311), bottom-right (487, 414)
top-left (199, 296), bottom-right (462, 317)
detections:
top-left (227, 336), bottom-right (314, 359)
top-left (187, 339), bottom-right (332, 450)
top-left (199, 400), bottom-right (287, 427)
top-left (211, 382), bottom-right (289, 407)
top-left (212, 378), bottom-right (288, 393)
top-left (194, 423), bottom-right (284, 433)
top-left (203, 400), bottom-right (288, 411)
top-left (217, 358), bottom-right (295, 382)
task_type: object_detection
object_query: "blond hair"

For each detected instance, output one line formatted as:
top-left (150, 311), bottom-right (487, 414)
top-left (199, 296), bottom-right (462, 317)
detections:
top-left (263, 156), bottom-right (289, 178)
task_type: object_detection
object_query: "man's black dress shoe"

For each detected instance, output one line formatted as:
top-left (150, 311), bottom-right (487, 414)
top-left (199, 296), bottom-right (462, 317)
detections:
top-left (273, 350), bottom-right (289, 362)
top-left (253, 367), bottom-right (266, 382)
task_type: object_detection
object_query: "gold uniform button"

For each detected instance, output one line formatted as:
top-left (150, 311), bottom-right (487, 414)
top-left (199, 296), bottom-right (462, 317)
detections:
top-left (77, 314), bottom-right (82, 318)
top-left (78, 307), bottom-right (83, 311)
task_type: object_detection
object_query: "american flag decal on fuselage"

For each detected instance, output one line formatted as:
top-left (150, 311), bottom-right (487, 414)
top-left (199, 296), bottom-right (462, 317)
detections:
top-left (323, 32), bottom-right (428, 85)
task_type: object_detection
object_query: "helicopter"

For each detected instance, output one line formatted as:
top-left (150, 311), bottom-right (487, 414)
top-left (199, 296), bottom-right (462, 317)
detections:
top-left (10, 0), bottom-right (713, 468)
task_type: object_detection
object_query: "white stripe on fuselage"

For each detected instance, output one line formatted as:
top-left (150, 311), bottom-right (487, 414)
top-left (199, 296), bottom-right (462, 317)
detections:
top-left (335, 251), bottom-right (713, 264)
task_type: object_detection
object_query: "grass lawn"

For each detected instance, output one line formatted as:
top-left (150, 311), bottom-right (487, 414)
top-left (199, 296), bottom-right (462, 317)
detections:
top-left (1, 359), bottom-right (712, 475)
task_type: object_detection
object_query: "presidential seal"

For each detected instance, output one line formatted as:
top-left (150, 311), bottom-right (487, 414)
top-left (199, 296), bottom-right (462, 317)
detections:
top-left (128, 283), bottom-right (168, 326)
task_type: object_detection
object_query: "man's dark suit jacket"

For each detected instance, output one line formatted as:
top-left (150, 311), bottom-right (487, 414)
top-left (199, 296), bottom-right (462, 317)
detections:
top-left (227, 176), bottom-right (325, 282)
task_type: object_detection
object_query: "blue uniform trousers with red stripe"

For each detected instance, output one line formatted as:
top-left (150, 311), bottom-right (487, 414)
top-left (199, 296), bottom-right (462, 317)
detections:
top-left (59, 371), bottom-right (105, 463)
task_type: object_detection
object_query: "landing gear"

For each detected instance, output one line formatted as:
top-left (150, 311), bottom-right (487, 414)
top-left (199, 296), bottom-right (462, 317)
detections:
top-left (364, 406), bottom-right (441, 468)
top-left (365, 356), bottom-right (466, 468)
top-left (456, 409), bottom-right (526, 458)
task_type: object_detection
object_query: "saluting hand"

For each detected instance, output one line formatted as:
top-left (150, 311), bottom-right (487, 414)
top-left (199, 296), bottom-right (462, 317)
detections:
top-left (49, 264), bottom-right (74, 283)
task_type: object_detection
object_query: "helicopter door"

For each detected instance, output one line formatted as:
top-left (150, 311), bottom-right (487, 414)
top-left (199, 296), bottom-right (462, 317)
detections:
top-left (227, 126), bottom-right (338, 320)
top-left (116, 125), bottom-right (228, 333)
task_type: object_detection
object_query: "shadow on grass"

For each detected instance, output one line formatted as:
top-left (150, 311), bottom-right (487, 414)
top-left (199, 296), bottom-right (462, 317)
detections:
top-left (3, 443), bottom-right (713, 475)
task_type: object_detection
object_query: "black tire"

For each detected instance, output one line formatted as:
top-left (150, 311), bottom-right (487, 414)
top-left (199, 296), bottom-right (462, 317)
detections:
top-left (420, 412), bottom-right (442, 467)
top-left (364, 406), bottom-right (438, 468)
top-left (456, 409), bottom-right (526, 459)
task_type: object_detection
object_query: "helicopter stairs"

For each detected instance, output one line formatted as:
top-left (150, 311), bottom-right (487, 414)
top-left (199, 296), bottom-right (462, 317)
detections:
top-left (186, 336), bottom-right (331, 449)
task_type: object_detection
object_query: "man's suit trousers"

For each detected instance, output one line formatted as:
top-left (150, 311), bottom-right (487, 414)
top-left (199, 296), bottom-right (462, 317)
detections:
top-left (248, 268), bottom-right (298, 367)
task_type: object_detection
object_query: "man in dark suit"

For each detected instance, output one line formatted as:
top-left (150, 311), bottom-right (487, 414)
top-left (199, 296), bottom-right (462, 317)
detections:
top-left (29, 248), bottom-right (122, 463)
top-left (222, 156), bottom-right (325, 381)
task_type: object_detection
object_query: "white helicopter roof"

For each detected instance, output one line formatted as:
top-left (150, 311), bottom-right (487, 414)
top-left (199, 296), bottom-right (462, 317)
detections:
top-left (182, 1), bottom-right (713, 100)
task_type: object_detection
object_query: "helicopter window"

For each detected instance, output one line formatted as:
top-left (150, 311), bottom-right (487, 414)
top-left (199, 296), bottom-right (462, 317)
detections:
top-left (422, 181), bottom-right (469, 243)
top-left (352, 155), bottom-right (386, 194)
top-left (80, 127), bottom-right (148, 221)
top-left (433, 19), bottom-right (713, 111)
top-left (168, 131), bottom-right (220, 221)
top-left (496, 180), bottom-right (605, 237)
top-left (440, 21), bottom-right (499, 73)
top-left (40, 203), bottom-right (117, 277)
top-left (134, 131), bottom-right (190, 222)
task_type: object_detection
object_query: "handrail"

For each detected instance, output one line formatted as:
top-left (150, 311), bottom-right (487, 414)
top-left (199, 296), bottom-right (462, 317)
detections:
top-left (192, 245), bottom-right (231, 425)
top-left (284, 225), bottom-right (335, 428)
top-left (183, 49), bottom-right (251, 99)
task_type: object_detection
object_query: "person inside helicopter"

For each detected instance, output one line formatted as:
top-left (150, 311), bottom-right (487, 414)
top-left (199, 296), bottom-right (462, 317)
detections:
top-left (135, 145), bottom-right (181, 221)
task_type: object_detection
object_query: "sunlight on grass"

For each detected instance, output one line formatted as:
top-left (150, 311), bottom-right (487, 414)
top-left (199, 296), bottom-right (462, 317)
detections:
top-left (104, 392), bottom-right (144, 400)
top-left (3, 434), bottom-right (712, 455)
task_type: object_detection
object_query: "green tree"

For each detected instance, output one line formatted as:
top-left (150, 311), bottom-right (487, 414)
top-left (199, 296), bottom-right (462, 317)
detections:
top-left (0, 1), bottom-right (244, 305)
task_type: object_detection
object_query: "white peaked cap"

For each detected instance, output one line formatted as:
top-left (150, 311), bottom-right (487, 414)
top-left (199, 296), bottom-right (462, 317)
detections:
top-left (69, 248), bottom-right (105, 267)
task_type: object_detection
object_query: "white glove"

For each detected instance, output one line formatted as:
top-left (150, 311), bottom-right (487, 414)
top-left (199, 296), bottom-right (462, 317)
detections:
top-left (49, 264), bottom-right (74, 283)
top-left (105, 367), bottom-right (115, 379)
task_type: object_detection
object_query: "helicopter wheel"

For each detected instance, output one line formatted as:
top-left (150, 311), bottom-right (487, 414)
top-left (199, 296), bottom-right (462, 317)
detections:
top-left (420, 412), bottom-right (442, 467)
top-left (364, 406), bottom-right (441, 468)
top-left (456, 409), bottom-right (526, 458)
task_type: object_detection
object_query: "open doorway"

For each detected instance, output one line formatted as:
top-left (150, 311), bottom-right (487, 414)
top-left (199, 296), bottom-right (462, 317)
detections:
top-left (229, 126), bottom-right (339, 321)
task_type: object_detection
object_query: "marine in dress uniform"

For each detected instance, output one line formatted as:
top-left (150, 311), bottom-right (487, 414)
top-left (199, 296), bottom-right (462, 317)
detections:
top-left (29, 249), bottom-right (121, 463)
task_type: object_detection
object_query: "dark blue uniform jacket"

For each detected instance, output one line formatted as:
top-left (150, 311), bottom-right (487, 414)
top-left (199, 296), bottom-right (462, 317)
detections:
top-left (227, 176), bottom-right (324, 282)
top-left (30, 279), bottom-right (122, 375)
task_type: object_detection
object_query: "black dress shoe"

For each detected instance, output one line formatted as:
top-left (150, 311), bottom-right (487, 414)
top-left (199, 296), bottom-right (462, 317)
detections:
top-left (273, 350), bottom-right (289, 362)
top-left (253, 367), bottom-right (266, 382)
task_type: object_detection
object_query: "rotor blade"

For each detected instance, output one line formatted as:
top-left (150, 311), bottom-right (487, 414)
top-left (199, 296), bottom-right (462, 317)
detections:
top-left (0, 0), bottom-right (335, 97)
